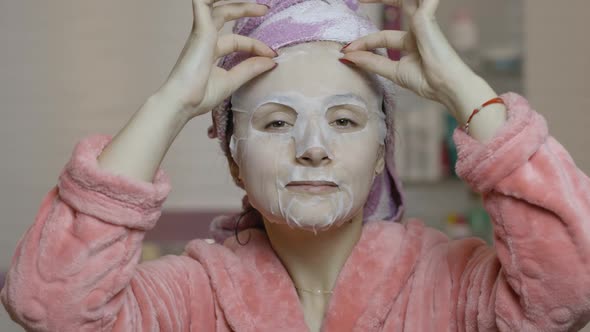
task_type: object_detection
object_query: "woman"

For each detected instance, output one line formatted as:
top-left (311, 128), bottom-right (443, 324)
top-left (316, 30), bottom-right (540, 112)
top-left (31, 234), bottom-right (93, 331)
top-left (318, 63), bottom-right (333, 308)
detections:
top-left (2, 0), bottom-right (590, 331)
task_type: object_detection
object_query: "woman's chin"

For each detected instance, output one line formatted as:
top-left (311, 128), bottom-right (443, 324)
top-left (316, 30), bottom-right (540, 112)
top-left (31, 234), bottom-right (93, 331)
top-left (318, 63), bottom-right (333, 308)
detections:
top-left (262, 207), bottom-right (345, 231)
top-left (255, 191), bottom-right (363, 231)
top-left (281, 197), bottom-right (348, 229)
top-left (285, 217), bottom-right (343, 232)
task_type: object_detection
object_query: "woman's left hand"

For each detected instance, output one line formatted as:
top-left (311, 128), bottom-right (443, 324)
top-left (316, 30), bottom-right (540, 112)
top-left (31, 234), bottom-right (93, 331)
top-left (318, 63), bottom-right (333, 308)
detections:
top-left (340, 0), bottom-right (496, 123)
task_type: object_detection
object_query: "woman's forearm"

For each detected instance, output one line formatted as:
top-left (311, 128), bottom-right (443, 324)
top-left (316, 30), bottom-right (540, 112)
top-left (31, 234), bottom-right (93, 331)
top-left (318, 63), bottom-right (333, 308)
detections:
top-left (450, 93), bottom-right (590, 330)
top-left (446, 74), bottom-right (508, 143)
top-left (97, 92), bottom-right (191, 183)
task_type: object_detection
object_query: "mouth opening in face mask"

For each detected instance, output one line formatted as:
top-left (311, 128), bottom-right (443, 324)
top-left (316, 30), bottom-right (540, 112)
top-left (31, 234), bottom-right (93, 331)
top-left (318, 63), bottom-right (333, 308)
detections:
top-left (285, 180), bottom-right (339, 195)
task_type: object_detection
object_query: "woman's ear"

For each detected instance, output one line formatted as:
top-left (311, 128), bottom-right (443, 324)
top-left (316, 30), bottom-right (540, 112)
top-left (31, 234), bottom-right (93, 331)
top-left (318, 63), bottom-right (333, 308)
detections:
top-left (232, 151), bottom-right (243, 182)
top-left (375, 145), bottom-right (385, 175)
top-left (227, 150), bottom-right (245, 188)
top-left (236, 162), bottom-right (244, 184)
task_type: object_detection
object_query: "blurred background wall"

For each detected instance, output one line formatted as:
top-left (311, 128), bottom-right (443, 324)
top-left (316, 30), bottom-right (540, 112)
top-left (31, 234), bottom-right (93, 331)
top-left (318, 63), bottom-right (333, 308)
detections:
top-left (1, 0), bottom-right (589, 330)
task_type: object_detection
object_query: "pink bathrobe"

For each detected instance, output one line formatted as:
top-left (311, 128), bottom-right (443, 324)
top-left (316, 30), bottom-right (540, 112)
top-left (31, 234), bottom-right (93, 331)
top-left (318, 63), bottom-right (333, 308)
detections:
top-left (2, 93), bottom-right (590, 331)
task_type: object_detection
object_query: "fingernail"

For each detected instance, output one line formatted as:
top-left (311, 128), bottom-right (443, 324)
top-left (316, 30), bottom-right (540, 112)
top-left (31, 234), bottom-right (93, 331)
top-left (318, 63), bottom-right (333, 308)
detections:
top-left (272, 49), bottom-right (278, 57)
top-left (341, 42), bottom-right (352, 51)
top-left (272, 62), bottom-right (278, 69)
top-left (261, 4), bottom-right (270, 9)
top-left (339, 58), bottom-right (356, 66)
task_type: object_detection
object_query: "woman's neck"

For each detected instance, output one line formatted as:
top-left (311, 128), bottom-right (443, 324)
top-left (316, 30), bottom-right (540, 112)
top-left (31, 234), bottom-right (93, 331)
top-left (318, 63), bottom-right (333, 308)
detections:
top-left (263, 213), bottom-right (363, 292)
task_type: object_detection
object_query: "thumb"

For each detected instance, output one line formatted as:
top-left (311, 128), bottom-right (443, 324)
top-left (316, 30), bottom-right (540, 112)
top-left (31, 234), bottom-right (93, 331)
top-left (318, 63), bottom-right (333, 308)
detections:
top-left (192, 0), bottom-right (215, 32)
top-left (225, 57), bottom-right (277, 93)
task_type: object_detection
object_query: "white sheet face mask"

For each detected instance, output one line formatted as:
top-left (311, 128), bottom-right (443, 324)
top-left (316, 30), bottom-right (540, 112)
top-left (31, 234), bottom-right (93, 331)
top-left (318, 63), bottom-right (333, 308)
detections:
top-left (230, 42), bottom-right (386, 232)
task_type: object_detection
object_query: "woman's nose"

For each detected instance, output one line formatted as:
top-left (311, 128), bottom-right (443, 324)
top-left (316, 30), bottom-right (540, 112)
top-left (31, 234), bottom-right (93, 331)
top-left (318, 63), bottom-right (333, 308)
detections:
top-left (297, 147), bottom-right (331, 167)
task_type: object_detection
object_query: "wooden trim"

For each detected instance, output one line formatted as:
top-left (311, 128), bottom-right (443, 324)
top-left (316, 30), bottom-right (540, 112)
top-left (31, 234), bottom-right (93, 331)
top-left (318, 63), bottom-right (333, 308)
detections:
top-left (144, 209), bottom-right (240, 242)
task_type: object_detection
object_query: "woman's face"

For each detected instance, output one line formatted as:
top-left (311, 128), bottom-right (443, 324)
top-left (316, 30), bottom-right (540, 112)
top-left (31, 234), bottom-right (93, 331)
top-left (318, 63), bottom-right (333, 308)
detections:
top-left (230, 42), bottom-right (386, 232)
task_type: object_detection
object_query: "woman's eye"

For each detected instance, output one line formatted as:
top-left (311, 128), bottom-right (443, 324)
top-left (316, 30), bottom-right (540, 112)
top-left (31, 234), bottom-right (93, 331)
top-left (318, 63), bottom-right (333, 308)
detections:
top-left (331, 118), bottom-right (356, 128)
top-left (265, 120), bottom-right (291, 130)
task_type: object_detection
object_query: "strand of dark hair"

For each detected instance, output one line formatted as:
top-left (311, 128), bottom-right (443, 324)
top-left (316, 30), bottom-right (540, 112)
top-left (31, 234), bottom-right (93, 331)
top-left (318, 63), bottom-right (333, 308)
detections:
top-left (234, 206), bottom-right (258, 246)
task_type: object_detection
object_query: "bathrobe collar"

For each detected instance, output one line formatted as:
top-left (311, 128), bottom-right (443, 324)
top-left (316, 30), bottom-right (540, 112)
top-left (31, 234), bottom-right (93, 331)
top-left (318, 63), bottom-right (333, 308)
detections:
top-left (185, 220), bottom-right (425, 331)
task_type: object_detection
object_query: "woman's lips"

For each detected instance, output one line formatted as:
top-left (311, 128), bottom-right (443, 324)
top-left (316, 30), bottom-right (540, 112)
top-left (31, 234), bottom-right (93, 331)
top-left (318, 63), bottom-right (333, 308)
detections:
top-left (286, 181), bottom-right (338, 194)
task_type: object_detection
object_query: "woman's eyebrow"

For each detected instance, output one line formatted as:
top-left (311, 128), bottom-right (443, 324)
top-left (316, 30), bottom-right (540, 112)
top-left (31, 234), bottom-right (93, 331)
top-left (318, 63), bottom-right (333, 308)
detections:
top-left (323, 93), bottom-right (368, 109)
top-left (253, 93), bottom-right (369, 111)
top-left (253, 102), bottom-right (296, 117)
top-left (254, 95), bottom-right (298, 110)
top-left (251, 103), bottom-right (296, 122)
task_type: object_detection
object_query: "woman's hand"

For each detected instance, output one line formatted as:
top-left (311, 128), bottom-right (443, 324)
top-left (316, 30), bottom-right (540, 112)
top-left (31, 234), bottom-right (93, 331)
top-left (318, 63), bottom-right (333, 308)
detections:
top-left (156, 0), bottom-right (277, 121)
top-left (340, 0), bottom-right (497, 122)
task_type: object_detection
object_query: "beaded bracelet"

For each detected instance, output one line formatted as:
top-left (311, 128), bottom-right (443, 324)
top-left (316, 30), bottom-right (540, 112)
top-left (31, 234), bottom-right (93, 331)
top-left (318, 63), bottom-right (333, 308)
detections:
top-left (463, 97), bottom-right (505, 134)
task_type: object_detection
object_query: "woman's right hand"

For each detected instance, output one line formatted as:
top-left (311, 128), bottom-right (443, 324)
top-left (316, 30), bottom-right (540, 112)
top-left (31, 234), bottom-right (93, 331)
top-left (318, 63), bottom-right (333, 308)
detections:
top-left (157, 0), bottom-right (277, 120)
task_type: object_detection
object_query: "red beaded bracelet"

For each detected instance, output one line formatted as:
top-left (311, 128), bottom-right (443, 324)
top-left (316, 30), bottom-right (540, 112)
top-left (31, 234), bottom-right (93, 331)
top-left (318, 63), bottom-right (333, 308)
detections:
top-left (463, 97), bottom-right (505, 134)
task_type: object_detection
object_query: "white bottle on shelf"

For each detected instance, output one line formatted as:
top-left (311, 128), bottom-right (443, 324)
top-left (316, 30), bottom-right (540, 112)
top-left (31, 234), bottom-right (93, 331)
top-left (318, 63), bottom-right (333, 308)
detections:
top-left (394, 89), bottom-right (445, 182)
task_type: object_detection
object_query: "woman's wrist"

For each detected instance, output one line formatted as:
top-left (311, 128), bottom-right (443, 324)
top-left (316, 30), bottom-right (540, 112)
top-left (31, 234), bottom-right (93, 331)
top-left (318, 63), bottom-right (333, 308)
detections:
top-left (440, 73), bottom-right (491, 122)
top-left (150, 88), bottom-right (195, 125)
top-left (441, 74), bottom-right (507, 142)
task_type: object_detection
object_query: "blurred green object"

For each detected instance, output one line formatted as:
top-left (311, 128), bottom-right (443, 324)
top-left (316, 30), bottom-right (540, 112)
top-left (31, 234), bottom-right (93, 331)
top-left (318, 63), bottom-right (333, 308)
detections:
top-left (444, 113), bottom-right (459, 178)
top-left (466, 192), bottom-right (493, 244)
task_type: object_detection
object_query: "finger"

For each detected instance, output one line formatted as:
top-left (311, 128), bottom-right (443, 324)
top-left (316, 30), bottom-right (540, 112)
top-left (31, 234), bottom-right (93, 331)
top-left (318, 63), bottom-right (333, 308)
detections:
top-left (402, 0), bottom-right (418, 17)
top-left (340, 51), bottom-right (402, 86)
top-left (216, 34), bottom-right (277, 58)
top-left (357, 0), bottom-right (402, 6)
top-left (342, 30), bottom-right (416, 53)
top-left (199, 0), bottom-right (226, 6)
top-left (192, 0), bottom-right (216, 32)
top-left (416, 0), bottom-right (439, 17)
top-left (212, 3), bottom-right (269, 31)
top-left (224, 57), bottom-right (277, 92)
top-left (403, 31), bottom-right (418, 52)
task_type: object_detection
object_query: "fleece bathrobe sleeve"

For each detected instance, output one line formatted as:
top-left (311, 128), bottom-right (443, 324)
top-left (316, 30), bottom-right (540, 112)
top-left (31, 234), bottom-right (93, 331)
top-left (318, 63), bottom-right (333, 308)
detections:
top-left (0, 135), bottom-right (216, 332)
top-left (448, 92), bottom-right (590, 331)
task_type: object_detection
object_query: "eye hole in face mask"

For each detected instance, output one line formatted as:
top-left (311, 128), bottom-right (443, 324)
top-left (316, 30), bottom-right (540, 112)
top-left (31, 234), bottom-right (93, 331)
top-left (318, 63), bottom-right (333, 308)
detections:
top-left (331, 118), bottom-right (356, 128)
top-left (265, 120), bottom-right (293, 130)
top-left (251, 103), bottom-right (297, 133)
top-left (326, 105), bottom-right (368, 133)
